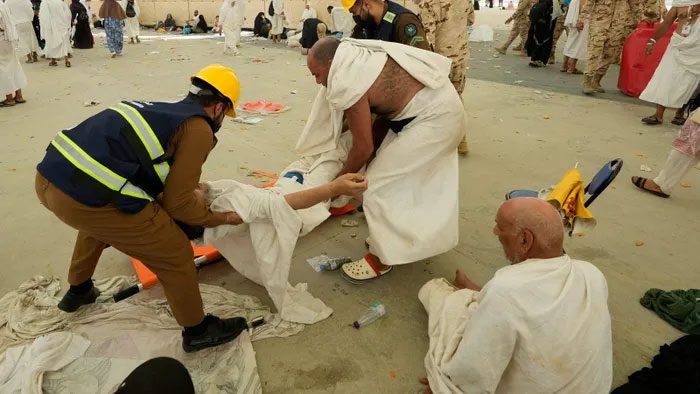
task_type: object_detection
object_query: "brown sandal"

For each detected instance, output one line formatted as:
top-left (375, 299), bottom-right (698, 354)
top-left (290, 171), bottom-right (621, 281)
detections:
top-left (642, 115), bottom-right (662, 125)
top-left (631, 176), bottom-right (669, 198)
top-left (0, 100), bottom-right (16, 107)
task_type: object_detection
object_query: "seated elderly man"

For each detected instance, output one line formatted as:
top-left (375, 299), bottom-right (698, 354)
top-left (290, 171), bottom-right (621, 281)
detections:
top-left (303, 37), bottom-right (465, 283)
top-left (419, 197), bottom-right (612, 393)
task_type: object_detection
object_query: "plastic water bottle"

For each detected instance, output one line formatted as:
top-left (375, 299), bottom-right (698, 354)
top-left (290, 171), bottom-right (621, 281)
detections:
top-left (306, 255), bottom-right (351, 272)
top-left (320, 257), bottom-right (351, 271)
top-left (352, 302), bottom-right (386, 329)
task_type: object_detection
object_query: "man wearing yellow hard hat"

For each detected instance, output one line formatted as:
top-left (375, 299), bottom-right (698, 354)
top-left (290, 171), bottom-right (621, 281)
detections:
top-left (344, 0), bottom-right (429, 50)
top-left (33, 64), bottom-right (252, 352)
top-left (35, 63), bottom-right (368, 352)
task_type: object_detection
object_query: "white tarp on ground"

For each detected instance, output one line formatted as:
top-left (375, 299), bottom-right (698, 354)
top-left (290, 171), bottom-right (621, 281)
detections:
top-left (0, 276), bottom-right (304, 393)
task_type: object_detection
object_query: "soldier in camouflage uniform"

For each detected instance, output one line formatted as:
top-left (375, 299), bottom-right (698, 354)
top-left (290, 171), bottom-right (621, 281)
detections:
top-left (416, 0), bottom-right (474, 154)
top-left (578, 0), bottom-right (652, 94)
top-left (496, 0), bottom-right (535, 55)
top-left (549, 4), bottom-right (568, 63)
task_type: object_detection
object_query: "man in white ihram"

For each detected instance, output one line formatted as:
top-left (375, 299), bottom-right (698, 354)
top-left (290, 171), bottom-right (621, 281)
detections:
top-left (304, 38), bottom-right (465, 283)
top-left (639, 0), bottom-right (700, 126)
top-left (418, 197), bottom-right (613, 393)
top-left (219, 0), bottom-right (245, 55)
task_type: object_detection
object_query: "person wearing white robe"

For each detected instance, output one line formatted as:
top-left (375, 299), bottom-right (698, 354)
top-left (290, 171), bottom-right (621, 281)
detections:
top-left (39, 0), bottom-right (72, 67)
top-left (0, 0), bottom-right (27, 106)
top-left (5, 0), bottom-right (39, 63)
top-left (302, 38), bottom-right (464, 282)
top-left (270, 0), bottom-right (284, 43)
top-left (418, 197), bottom-right (613, 393)
top-left (561, 0), bottom-right (588, 73)
top-left (328, 6), bottom-right (354, 38)
top-left (120, 0), bottom-right (140, 43)
top-left (640, 0), bottom-right (700, 125)
top-left (298, 3), bottom-right (317, 29)
top-left (219, 0), bottom-right (245, 55)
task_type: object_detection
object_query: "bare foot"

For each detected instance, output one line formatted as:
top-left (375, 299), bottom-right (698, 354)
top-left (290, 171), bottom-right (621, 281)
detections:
top-left (419, 377), bottom-right (432, 394)
top-left (454, 270), bottom-right (481, 291)
top-left (454, 270), bottom-right (470, 289)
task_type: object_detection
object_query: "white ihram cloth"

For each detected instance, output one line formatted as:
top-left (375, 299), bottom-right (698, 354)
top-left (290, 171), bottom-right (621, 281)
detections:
top-left (120, 0), bottom-right (140, 38)
top-left (296, 38), bottom-right (464, 265)
top-left (220, 0), bottom-right (245, 51)
top-left (418, 255), bottom-right (613, 393)
top-left (6, 0), bottom-right (39, 57)
top-left (640, 17), bottom-right (700, 108)
top-left (330, 7), bottom-right (354, 37)
top-left (0, 2), bottom-right (27, 97)
top-left (202, 181), bottom-right (333, 324)
top-left (0, 332), bottom-right (90, 394)
top-left (300, 7), bottom-right (317, 22)
top-left (270, 0), bottom-right (284, 35)
top-left (562, 0), bottom-right (587, 60)
top-left (39, 0), bottom-right (71, 59)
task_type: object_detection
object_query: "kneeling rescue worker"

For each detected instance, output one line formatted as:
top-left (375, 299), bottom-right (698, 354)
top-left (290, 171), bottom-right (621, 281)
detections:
top-left (35, 64), bottom-right (248, 352)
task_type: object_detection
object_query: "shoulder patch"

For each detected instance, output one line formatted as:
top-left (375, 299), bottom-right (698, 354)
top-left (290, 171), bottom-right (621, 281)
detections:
top-left (404, 23), bottom-right (417, 37)
top-left (383, 11), bottom-right (396, 23)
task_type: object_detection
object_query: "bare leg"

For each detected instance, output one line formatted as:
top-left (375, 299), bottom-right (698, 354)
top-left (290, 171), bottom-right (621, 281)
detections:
top-left (64, 56), bottom-right (71, 67)
top-left (14, 89), bottom-right (24, 102)
top-left (655, 105), bottom-right (666, 120)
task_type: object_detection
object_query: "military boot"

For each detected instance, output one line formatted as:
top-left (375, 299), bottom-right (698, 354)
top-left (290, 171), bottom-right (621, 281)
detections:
top-left (582, 75), bottom-right (595, 95)
top-left (591, 74), bottom-right (606, 93)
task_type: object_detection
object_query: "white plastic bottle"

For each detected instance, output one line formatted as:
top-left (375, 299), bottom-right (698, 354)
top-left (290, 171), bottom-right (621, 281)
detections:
top-left (352, 302), bottom-right (386, 329)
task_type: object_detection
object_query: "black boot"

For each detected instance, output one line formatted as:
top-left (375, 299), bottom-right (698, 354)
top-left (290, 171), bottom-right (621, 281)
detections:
top-left (58, 287), bottom-right (101, 312)
top-left (182, 314), bottom-right (248, 353)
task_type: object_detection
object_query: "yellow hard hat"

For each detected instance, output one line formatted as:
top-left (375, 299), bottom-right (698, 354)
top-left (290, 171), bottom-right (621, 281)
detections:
top-left (191, 64), bottom-right (240, 117)
top-left (342, 0), bottom-right (356, 11)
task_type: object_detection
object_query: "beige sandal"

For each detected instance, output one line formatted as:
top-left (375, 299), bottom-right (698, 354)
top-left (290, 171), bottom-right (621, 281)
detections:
top-left (341, 255), bottom-right (392, 284)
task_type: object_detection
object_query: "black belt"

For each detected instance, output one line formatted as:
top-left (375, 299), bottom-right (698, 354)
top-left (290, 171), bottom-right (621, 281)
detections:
top-left (386, 116), bottom-right (416, 133)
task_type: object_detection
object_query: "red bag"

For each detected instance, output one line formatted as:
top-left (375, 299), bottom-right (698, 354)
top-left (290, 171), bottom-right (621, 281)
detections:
top-left (618, 21), bottom-right (677, 97)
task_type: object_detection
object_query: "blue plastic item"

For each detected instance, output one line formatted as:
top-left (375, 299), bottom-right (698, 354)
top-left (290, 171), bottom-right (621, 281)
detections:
top-left (282, 171), bottom-right (304, 184)
top-left (504, 159), bottom-right (624, 208)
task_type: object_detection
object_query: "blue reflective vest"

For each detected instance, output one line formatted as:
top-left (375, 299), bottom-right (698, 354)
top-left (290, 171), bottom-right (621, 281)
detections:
top-left (373, 1), bottom-right (414, 42)
top-left (37, 99), bottom-right (215, 214)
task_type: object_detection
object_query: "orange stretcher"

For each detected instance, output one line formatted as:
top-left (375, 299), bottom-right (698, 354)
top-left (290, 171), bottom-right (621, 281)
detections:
top-left (112, 243), bottom-right (222, 302)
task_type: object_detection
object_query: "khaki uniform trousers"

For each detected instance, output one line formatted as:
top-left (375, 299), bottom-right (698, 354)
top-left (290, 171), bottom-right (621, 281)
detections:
top-left (35, 172), bottom-right (204, 327)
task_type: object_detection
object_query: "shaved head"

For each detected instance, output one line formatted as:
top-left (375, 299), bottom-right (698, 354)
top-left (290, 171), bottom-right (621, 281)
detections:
top-left (309, 37), bottom-right (340, 63)
top-left (307, 38), bottom-right (340, 87)
top-left (493, 197), bottom-right (564, 264)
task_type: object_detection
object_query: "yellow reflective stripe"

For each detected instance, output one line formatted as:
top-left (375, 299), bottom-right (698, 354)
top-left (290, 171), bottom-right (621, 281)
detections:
top-left (51, 131), bottom-right (152, 201)
top-left (154, 162), bottom-right (170, 183)
top-left (110, 102), bottom-right (170, 184)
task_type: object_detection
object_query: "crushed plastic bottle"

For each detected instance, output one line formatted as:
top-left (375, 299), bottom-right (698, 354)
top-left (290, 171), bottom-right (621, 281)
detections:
top-left (352, 302), bottom-right (386, 329)
top-left (306, 255), bottom-right (352, 272)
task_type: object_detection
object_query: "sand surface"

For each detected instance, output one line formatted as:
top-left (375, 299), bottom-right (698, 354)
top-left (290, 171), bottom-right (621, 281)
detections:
top-left (1, 8), bottom-right (698, 393)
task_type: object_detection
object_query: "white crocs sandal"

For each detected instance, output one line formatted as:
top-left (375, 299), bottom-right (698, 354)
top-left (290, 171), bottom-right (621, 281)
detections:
top-left (341, 255), bottom-right (392, 284)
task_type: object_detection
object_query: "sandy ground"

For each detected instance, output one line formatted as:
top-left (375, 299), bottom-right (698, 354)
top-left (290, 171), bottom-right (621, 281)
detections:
top-left (1, 8), bottom-right (699, 393)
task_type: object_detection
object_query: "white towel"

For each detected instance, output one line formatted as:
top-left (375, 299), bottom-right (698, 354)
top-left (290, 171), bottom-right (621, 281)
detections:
top-left (202, 181), bottom-right (333, 324)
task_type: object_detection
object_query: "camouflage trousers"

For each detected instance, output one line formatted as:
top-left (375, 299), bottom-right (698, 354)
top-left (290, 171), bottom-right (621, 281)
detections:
top-left (585, 23), bottom-right (634, 77)
top-left (502, 19), bottom-right (529, 50)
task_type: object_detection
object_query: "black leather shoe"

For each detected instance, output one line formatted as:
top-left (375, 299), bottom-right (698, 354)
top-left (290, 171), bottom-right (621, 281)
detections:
top-left (182, 315), bottom-right (248, 353)
top-left (57, 287), bottom-right (101, 312)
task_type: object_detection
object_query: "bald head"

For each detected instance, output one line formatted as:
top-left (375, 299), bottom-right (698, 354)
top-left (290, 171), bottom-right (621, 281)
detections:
top-left (309, 37), bottom-right (340, 63)
top-left (307, 37), bottom-right (340, 87)
top-left (494, 197), bottom-right (564, 264)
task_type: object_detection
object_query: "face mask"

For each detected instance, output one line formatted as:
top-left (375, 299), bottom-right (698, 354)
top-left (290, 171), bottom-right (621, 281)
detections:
top-left (211, 105), bottom-right (226, 133)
